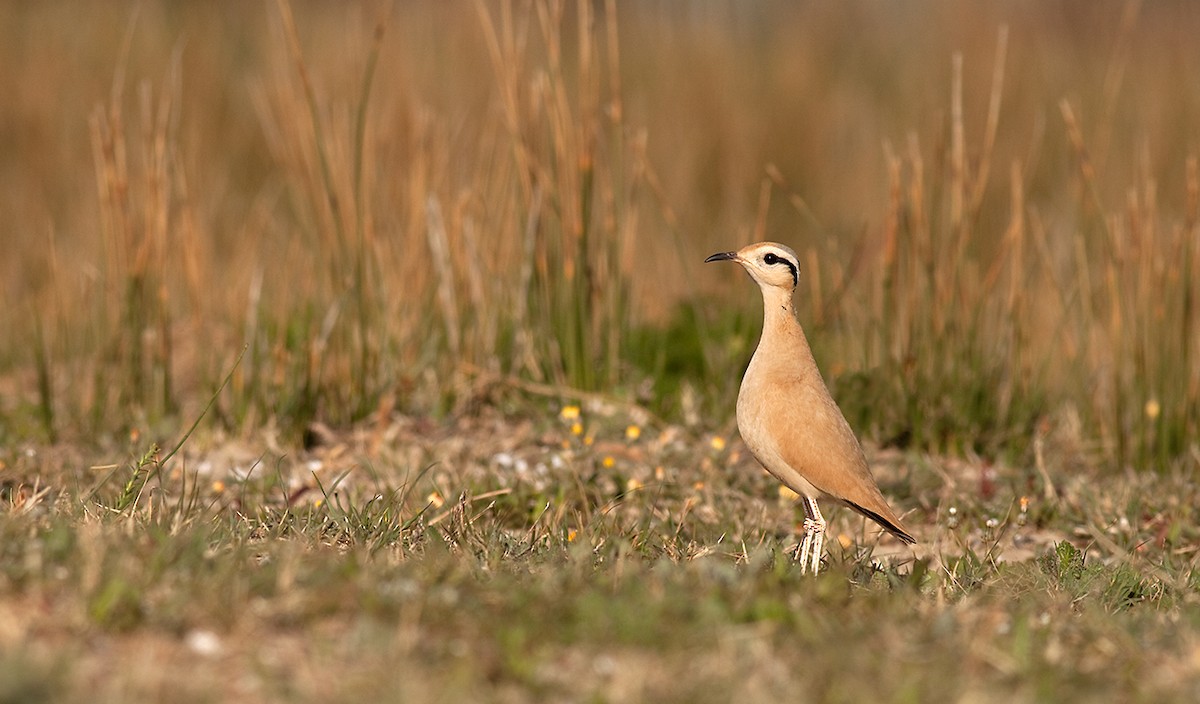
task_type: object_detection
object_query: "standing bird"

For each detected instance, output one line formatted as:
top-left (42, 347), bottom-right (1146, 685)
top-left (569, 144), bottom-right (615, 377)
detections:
top-left (706, 242), bottom-right (916, 574)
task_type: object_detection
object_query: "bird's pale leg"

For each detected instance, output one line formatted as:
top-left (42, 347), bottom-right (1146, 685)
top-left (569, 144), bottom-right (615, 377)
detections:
top-left (800, 497), bottom-right (826, 575)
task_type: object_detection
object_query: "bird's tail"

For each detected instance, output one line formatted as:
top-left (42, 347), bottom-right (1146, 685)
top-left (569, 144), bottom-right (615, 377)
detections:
top-left (845, 500), bottom-right (917, 544)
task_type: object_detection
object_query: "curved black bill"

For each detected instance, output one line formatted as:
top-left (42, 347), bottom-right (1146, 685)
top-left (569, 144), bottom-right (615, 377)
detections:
top-left (705, 251), bottom-right (737, 263)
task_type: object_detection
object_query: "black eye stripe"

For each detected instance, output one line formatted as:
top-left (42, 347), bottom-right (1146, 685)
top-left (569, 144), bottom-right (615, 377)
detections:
top-left (762, 251), bottom-right (798, 286)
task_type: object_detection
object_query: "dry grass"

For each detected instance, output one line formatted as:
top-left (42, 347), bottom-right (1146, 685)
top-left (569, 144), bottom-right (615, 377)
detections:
top-left (1, 398), bottom-right (1199, 702)
top-left (3, 1), bottom-right (1200, 701)
top-left (3, 1), bottom-right (1199, 471)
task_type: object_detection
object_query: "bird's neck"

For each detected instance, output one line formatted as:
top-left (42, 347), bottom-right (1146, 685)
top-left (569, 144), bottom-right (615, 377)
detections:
top-left (760, 286), bottom-right (800, 329)
top-left (760, 285), bottom-right (794, 315)
top-left (757, 286), bottom-right (815, 362)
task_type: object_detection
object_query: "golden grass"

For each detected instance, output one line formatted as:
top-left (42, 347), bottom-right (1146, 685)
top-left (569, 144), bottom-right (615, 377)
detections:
top-left (1, 1), bottom-right (1198, 472)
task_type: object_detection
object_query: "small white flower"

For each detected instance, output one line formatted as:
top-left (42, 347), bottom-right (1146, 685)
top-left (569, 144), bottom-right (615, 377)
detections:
top-left (185, 630), bottom-right (223, 658)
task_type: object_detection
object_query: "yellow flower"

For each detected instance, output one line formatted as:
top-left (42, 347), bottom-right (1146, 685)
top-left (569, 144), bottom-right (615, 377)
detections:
top-left (626, 478), bottom-right (643, 491)
top-left (625, 425), bottom-right (641, 441)
top-left (710, 436), bottom-right (726, 451)
top-left (211, 480), bottom-right (226, 494)
top-left (602, 456), bottom-right (615, 468)
top-left (314, 497), bottom-right (324, 508)
top-left (1145, 399), bottom-right (1161, 419)
top-left (567, 528), bottom-right (578, 542)
top-left (584, 434), bottom-right (594, 446)
top-left (571, 422), bottom-right (584, 436)
top-left (427, 491), bottom-right (445, 508)
top-left (560, 405), bottom-right (581, 420)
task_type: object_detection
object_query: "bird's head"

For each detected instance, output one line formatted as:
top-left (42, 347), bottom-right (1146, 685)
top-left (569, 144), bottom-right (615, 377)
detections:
top-left (705, 241), bottom-right (800, 291)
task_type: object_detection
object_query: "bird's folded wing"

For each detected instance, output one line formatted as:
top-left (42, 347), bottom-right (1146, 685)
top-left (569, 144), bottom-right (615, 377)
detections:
top-left (763, 377), bottom-right (915, 543)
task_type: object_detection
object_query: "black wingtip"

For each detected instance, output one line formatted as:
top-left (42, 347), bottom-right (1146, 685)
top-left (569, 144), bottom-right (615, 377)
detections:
top-left (846, 501), bottom-right (917, 545)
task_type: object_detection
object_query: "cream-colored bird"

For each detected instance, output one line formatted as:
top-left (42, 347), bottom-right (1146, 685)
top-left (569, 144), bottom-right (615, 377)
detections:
top-left (706, 241), bottom-right (916, 574)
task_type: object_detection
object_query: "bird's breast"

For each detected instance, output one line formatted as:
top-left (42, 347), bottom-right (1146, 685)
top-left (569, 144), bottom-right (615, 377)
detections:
top-left (736, 367), bottom-right (825, 500)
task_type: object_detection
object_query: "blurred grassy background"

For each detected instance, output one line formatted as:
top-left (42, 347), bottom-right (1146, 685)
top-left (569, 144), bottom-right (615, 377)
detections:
top-left (2, 0), bottom-right (1199, 473)
top-left (5, 4), bottom-right (1200, 701)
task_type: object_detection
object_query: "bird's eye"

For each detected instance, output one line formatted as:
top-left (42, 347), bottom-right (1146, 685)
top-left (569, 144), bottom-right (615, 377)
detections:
top-left (763, 253), bottom-right (779, 265)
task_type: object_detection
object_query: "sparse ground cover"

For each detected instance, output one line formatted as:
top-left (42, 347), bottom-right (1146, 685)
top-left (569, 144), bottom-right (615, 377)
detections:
top-left (2, 401), bottom-right (1199, 702)
top-left (3, 1), bottom-right (1200, 702)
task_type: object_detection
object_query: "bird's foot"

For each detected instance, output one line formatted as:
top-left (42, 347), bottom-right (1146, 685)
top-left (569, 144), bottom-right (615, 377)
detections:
top-left (801, 517), bottom-right (824, 575)
top-left (794, 531), bottom-right (811, 573)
